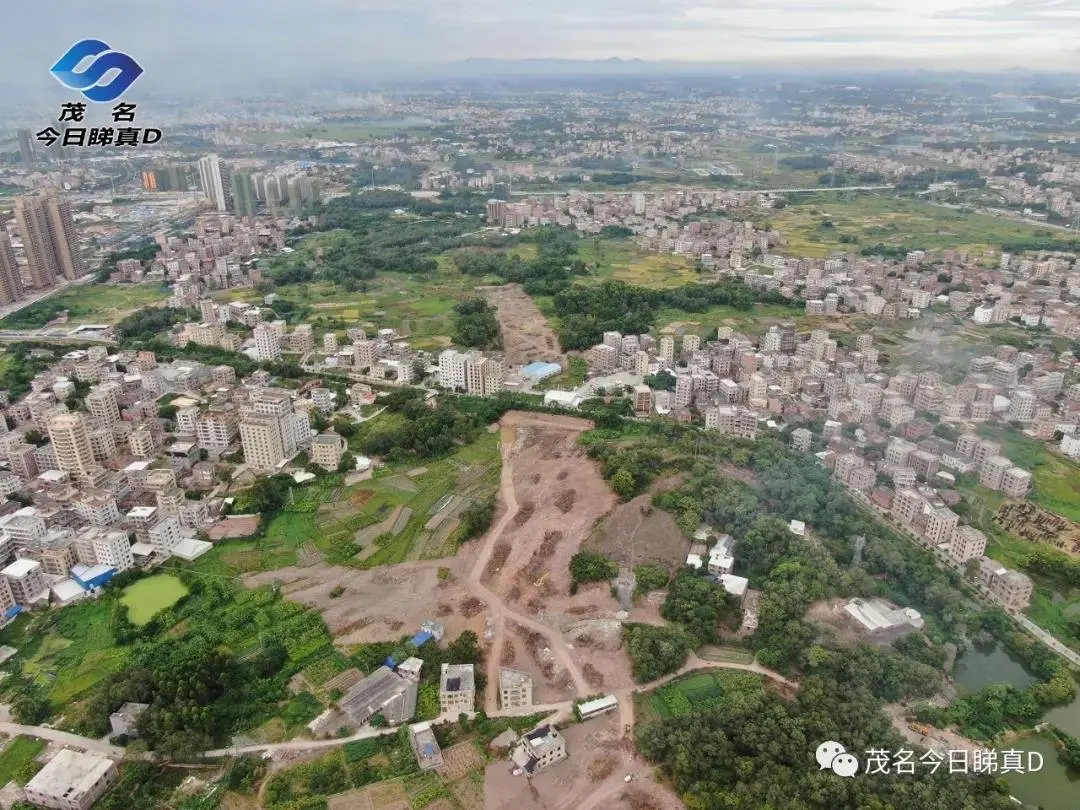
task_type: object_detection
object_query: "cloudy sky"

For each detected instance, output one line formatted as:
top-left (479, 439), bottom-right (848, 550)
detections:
top-left (7, 0), bottom-right (1080, 96)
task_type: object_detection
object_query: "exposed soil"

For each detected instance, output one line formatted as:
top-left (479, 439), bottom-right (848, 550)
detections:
top-left (480, 283), bottom-right (566, 368)
top-left (582, 493), bottom-right (689, 572)
top-left (243, 559), bottom-right (484, 647)
top-left (484, 715), bottom-right (684, 810)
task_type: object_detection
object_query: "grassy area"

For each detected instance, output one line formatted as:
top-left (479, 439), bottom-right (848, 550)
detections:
top-left (0, 598), bottom-right (128, 710)
top-left (196, 432), bottom-right (501, 577)
top-left (120, 574), bottom-right (189, 625)
top-left (649, 669), bottom-right (766, 719)
top-left (974, 424), bottom-right (1080, 523)
top-left (769, 194), bottom-right (1066, 258)
top-left (0, 736), bottom-right (45, 786)
top-left (0, 283), bottom-right (169, 329)
top-left (655, 302), bottom-right (798, 338)
top-left (578, 238), bottom-right (702, 289)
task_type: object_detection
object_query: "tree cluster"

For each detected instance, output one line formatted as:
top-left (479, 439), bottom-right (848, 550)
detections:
top-left (451, 297), bottom-right (502, 351)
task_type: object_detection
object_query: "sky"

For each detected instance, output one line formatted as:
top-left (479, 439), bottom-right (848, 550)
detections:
top-left (5, 0), bottom-right (1080, 97)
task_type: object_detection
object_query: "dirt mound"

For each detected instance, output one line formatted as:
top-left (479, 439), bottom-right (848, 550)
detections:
top-left (484, 543), bottom-right (511, 581)
top-left (583, 662), bottom-right (605, 689)
top-left (555, 490), bottom-right (576, 513)
top-left (587, 754), bottom-right (617, 782)
top-left (511, 501), bottom-right (535, 528)
top-left (459, 596), bottom-right (485, 618)
top-left (584, 493), bottom-right (688, 570)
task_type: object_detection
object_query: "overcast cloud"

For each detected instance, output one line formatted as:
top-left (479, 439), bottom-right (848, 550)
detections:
top-left (5, 0), bottom-right (1079, 98)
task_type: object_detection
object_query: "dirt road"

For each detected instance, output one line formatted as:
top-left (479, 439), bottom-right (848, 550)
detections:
top-left (471, 421), bottom-right (591, 711)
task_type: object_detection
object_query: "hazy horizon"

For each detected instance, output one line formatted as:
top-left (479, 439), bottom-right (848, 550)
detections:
top-left (4, 0), bottom-right (1080, 101)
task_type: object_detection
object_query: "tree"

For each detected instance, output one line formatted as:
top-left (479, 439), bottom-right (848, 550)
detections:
top-left (12, 689), bottom-right (49, 724)
top-left (369, 713), bottom-right (387, 728)
top-left (569, 552), bottom-right (619, 585)
top-left (624, 623), bottom-right (690, 682)
top-left (610, 468), bottom-right (636, 500)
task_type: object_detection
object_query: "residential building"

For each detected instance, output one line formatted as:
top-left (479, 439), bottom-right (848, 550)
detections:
top-left (15, 191), bottom-right (86, 287)
top-left (498, 668), bottom-right (533, 710)
top-left (980, 456), bottom-right (1013, 491)
top-left (409, 721), bottom-right (444, 771)
top-left (148, 516), bottom-right (183, 556)
top-left (510, 725), bottom-right (567, 774)
top-left (2, 557), bottom-right (48, 604)
top-left (197, 154), bottom-right (230, 212)
top-left (0, 232), bottom-right (24, 305)
top-left (47, 411), bottom-right (95, 481)
top-left (311, 433), bottom-right (346, 471)
top-left (254, 323), bottom-right (282, 362)
top-left (24, 749), bottom-right (118, 810)
top-left (1001, 467), bottom-right (1033, 498)
top-left (979, 558), bottom-right (1034, 610)
top-left (950, 526), bottom-right (987, 564)
top-left (439, 663), bottom-right (475, 714)
top-left (338, 665), bottom-right (418, 726)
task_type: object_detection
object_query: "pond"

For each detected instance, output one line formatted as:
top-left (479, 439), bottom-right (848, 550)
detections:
top-left (995, 734), bottom-right (1080, 810)
top-left (952, 642), bottom-right (1038, 694)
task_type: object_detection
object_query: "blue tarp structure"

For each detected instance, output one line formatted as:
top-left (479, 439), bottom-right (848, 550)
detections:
top-left (410, 630), bottom-right (433, 648)
top-left (3, 605), bottom-right (21, 620)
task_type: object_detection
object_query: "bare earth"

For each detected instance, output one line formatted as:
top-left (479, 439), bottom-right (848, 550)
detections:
top-left (480, 284), bottom-right (565, 368)
top-left (583, 494), bottom-right (689, 572)
top-left (484, 714), bottom-right (683, 810)
top-left (244, 558), bottom-right (486, 647)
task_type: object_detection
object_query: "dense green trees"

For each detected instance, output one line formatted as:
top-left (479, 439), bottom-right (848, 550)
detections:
top-left (357, 388), bottom-right (483, 461)
top-left (114, 306), bottom-right (193, 343)
top-left (624, 623), bottom-right (691, 682)
top-left (637, 673), bottom-right (1015, 810)
top-left (569, 552), bottom-right (619, 585)
top-left (661, 570), bottom-right (741, 646)
top-left (451, 298), bottom-right (502, 350)
top-left (458, 497), bottom-right (496, 541)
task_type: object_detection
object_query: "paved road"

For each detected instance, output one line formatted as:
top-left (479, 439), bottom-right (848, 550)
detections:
top-left (0, 722), bottom-right (127, 758)
top-left (1016, 614), bottom-right (1080, 667)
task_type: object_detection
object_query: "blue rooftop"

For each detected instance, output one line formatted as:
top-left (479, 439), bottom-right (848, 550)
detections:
top-left (522, 361), bottom-right (562, 380)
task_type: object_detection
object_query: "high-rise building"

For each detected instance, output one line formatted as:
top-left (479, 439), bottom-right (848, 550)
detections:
top-left (15, 191), bottom-right (85, 287)
top-left (0, 231), bottom-right (24, 305)
top-left (239, 414), bottom-right (286, 471)
top-left (17, 129), bottom-right (34, 164)
top-left (197, 154), bottom-right (231, 212)
top-left (47, 412), bottom-right (95, 481)
top-left (85, 383), bottom-right (121, 426)
top-left (231, 172), bottom-right (258, 217)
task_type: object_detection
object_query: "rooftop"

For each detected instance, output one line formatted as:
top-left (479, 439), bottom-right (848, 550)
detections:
top-left (2, 558), bottom-right (41, 578)
top-left (25, 749), bottom-right (114, 801)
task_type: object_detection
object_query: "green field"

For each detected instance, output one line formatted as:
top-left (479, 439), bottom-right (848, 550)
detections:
top-left (770, 195), bottom-right (1068, 258)
top-left (0, 283), bottom-right (169, 330)
top-left (974, 424), bottom-right (1080, 523)
top-left (120, 574), bottom-right (189, 625)
top-left (649, 669), bottom-right (766, 720)
top-left (0, 736), bottom-right (45, 786)
top-left (578, 238), bottom-right (702, 289)
top-left (196, 431), bottom-right (501, 577)
top-left (0, 599), bottom-right (128, 709)
top-left (655, 302), bottom-right (798, 337)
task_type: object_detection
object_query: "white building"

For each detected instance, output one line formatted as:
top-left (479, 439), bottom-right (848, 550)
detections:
top-left (24, 749), bottom-right (118, 810)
